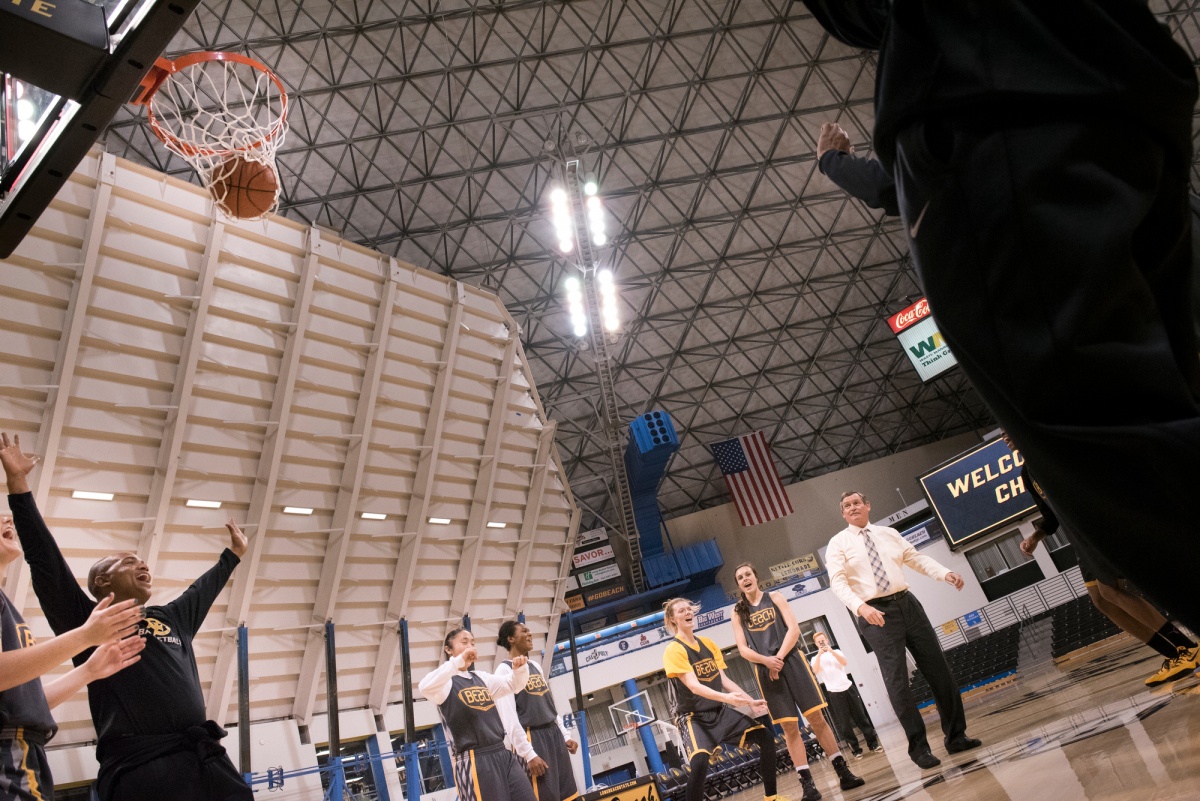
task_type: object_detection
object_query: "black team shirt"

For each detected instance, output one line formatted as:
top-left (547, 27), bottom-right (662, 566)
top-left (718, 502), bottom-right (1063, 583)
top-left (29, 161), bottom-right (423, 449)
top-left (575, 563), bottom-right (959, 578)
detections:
top-left (8, 492), bottom-right (240, 742)
top-left (0, 589), bottom-right (56, 736)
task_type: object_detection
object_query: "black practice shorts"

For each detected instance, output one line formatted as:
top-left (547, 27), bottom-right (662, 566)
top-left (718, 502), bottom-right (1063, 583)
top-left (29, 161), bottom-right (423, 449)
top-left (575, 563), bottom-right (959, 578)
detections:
top-left (525, 724), bottom-right (578, 801)
top-left (676, 706), bottom-right (764, 760)
top-left (0, 732), bottom-right (53, 801)
top-left (751, 652), bottom-right (827, 725)
top-left (1072, 534), bottom-right (1122, 588)
top-left (456, 744), bottom-right (537, 801)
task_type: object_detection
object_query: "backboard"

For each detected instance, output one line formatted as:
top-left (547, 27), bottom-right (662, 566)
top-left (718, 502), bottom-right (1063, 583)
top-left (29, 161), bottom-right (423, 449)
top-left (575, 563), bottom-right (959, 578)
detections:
top-left (0, 0), bottom-right (203, 257)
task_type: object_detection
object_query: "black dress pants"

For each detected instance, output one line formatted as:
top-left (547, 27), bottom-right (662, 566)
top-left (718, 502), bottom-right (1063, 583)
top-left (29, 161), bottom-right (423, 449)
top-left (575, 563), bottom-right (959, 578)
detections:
top-left (893, 116), bottom-right (1200, 633)
top-left (825, 685), bottom-right (878, 753)
top-left (856, 592), bottom-right (965, 760)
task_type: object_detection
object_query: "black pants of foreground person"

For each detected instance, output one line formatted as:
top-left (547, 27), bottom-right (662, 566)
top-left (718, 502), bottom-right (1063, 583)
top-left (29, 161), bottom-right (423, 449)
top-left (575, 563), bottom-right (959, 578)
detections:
top-left (826, 686), bottom-right (878, 753)
top-left (856, 592), bottom-right (966, 760)
top-left (894, 117), bottom-right (1200, 634)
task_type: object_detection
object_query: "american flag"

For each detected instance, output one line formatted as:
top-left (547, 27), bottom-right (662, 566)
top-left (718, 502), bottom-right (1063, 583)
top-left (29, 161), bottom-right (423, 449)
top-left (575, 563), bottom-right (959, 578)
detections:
top-left (710, 431), bottom-right (794, 526)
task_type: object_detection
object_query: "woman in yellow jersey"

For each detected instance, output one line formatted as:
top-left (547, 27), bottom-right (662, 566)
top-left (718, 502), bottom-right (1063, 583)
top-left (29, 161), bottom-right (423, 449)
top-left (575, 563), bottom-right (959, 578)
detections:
top-left (661, 598), bottom-right (786, 801)
top-left (731, 563), bottom-right (864, 801)
top-left (419, 628), bottom-right (538, 801)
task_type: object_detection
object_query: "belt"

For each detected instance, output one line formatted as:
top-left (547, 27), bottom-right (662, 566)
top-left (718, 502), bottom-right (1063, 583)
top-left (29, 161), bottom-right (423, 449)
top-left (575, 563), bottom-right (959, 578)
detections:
top-left (528, 721), bottom-right (560, 731)
top-left (868, 589), bottom-right (909, 604)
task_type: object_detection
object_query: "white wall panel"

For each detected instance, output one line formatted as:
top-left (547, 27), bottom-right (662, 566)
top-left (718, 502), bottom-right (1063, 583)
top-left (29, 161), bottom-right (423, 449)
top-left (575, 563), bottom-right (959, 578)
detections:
top-left (0, 152), bottom-right (578, 773)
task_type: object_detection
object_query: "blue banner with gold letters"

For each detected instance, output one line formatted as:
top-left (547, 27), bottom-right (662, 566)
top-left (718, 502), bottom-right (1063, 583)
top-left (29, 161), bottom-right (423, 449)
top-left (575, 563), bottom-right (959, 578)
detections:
top-left (918, 439), bottom-right (1036, 550)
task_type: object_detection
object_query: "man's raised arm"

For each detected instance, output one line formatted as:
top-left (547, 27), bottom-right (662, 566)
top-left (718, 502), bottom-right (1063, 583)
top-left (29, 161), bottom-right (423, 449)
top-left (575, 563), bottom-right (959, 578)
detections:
top-left (2, 432), bottom-right (95, 634)
top-left (168, 517), bottom-right (246, 637)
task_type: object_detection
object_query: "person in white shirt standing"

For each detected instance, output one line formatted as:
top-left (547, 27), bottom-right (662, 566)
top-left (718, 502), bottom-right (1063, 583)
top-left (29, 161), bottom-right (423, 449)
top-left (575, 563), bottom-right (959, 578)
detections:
top-left (494, 621), bottom-right (579, 801)
top-left (824, 491), bottom-right (981, 770)
top-left (808, 632), bottom-right (879, 759)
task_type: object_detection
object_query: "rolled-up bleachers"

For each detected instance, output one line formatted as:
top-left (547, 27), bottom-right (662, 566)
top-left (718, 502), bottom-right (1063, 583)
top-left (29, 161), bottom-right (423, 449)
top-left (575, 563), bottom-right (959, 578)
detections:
top-left (909, 624), bottom-right (1021, 706)
top-left (1050, 594), bottom-right (1123, 658)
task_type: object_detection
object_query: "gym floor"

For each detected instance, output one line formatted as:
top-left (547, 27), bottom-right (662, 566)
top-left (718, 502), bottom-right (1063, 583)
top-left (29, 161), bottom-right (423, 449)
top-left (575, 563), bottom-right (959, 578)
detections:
top-left (738, 638), bottom-right (1200, 801)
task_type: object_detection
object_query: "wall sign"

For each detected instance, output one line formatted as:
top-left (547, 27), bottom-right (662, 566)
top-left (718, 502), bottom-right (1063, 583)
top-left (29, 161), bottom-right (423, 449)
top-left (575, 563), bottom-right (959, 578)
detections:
top-left (919, 438), bottom-right (1036, 550)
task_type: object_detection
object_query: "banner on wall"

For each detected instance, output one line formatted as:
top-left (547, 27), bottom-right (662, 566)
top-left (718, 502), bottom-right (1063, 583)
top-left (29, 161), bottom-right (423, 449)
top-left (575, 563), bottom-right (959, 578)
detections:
top-left (576, 527), bottom-right (609, 549)
top-left (919, 438), bottom-right (1037, 549)
top-left (578, 563), bottom-right (622, 587)
top-left (582, 582), bottom-right (628, 606)
top-left (770, 554), bottom-right (819, 580)
top-left (564, 593), bottom-right (585, 611)
top-left (572, 544), bottom-right (615, 569)
top-left (888, 298), bottom-right (958, 381)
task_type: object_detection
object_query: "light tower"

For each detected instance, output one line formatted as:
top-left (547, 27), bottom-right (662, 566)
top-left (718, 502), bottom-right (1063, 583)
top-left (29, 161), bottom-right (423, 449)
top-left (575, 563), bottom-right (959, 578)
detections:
top-left (550, 160), bottom-right (645, 593)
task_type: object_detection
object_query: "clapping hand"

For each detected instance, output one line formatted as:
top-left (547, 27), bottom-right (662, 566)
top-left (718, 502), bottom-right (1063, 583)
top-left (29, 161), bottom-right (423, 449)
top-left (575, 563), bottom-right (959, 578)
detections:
top-left (81, 595), bottom-right (143, 648)
top-left (84, 635), bottom-right (146, 681)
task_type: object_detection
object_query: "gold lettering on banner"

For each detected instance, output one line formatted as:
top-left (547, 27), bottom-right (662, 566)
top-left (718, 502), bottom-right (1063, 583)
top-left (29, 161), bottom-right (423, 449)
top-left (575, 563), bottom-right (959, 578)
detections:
top-left (946, 448), bottom-right (1026, 498)
top-left (11, 0), bottom-right (57, 17)
top-left (995, 476), bottom-right (1026, 503)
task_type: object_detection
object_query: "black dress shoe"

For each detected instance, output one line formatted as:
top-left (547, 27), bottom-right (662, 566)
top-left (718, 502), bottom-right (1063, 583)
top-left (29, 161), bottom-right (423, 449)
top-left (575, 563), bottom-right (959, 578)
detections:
top-left (913, 752), bottom-right (942, 769)
top-left (945, 736), bottom-right (982, 753)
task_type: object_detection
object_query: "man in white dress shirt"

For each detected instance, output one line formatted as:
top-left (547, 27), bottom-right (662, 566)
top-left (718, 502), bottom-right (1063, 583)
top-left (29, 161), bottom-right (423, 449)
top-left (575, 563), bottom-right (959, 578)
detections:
top-left (824, 491), bottom-right (981, 769)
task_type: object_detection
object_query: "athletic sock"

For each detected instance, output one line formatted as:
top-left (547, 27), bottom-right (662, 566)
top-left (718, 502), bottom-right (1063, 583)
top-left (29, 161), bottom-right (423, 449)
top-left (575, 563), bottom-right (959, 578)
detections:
top-left (1146, 630), bottom-right (1179, 659)
top-left (827, 750), bottom-right (842, 761)
top-left (795, 765), bottom-right (810, 775)
top-left (1159, 623), bottom-right (1197, 651)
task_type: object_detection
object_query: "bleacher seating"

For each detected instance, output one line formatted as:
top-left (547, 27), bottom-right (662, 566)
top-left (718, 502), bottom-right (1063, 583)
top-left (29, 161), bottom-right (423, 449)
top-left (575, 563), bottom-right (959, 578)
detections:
top-left (1050, 594), bottom-right (1122, 658)
top-left (654, 733), bottom-right (809, 801)
top-left (909, 624), bottom-right (1021, 706)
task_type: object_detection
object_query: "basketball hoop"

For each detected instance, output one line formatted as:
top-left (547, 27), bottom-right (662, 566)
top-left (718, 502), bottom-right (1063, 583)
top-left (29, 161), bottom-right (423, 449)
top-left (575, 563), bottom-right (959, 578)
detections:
top-left (132, 51), bottom-right (288, 220)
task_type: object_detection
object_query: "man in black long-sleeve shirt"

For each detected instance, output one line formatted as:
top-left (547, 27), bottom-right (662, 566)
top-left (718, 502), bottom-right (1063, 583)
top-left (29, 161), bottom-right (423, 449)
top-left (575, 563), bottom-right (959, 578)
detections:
top-left (798, 0), bottom-right (1200, 632)
top-left (0, 434), bottom-right (251, 801)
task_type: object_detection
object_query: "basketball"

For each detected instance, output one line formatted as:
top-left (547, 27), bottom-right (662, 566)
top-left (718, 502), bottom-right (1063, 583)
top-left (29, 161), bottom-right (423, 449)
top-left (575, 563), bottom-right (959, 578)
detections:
top-left (209, 155), bottom-right (279, 219)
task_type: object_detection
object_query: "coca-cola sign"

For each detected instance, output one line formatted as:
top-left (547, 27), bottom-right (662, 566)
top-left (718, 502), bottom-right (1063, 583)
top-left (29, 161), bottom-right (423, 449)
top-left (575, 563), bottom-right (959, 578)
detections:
top-left (888, 297), bottom-right (932, 334)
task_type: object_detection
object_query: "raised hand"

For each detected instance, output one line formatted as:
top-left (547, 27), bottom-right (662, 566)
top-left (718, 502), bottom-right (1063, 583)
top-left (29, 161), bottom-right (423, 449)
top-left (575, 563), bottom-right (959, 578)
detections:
top-left (84, 635), bottom-right (146, 681)
top-left (946, 572), bottom-right (965, 590)
top-left (0, 432), bottom-right (38, 493)
top-left (225, 518), bottom-right (248, 558)
top-left (460, 646), bottom-right (479, 667)
top-left (510, 654), bottom-right (527, 669)
top-left (817, 122), bottom-right (854, 159)
top-left (81, 595), bottom-right (143, 647)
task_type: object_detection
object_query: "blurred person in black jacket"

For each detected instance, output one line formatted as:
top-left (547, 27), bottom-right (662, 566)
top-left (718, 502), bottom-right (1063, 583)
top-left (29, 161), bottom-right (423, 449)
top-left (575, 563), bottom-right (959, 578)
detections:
top-left (799, 0), bottom-right (1200, 631)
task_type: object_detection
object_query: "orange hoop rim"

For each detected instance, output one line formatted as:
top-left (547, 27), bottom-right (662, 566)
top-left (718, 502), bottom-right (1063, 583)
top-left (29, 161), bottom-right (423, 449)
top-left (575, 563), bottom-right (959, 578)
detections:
top-left (135, 51), bottom-right (289, 159)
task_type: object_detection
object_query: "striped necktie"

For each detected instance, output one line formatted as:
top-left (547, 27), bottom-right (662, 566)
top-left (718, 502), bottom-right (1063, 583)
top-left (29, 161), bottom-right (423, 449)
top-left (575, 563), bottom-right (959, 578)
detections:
top-left (860, 527), bottom-right (893, 594)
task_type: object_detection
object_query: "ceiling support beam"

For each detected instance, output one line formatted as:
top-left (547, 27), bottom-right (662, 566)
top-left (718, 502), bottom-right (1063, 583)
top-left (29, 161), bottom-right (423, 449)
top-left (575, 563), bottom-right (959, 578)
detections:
top-left (292, 260), bottom-right (398, 725)
top-left (4, 153), bottom-right (115, 609)
top-left (448, 335), bottom-right (518, 620)
top-left (505, 422), bottom-right (556, 618)
top-left (540, 505), bottom-right (580, 676)
top-left (137, 218), bottom-right (226, 575)
top-left (207, 227), bottom-right (323, 726)
top-left (367, 290), bottom-right (466, 715)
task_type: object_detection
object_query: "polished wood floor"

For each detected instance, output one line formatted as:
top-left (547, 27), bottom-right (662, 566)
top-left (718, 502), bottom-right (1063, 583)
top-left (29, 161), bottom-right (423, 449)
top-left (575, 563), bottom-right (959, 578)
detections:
top-left (741, 638), bottom-right (1200, 801)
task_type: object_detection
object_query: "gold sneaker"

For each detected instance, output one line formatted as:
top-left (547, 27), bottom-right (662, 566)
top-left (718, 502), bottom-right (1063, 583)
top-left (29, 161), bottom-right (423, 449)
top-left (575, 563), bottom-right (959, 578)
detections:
top-left (1145, 647), bottom-right (1198, 687)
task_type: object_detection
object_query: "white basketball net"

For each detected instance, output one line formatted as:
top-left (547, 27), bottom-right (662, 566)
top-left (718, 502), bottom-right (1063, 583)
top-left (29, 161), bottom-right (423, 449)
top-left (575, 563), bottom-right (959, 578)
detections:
top-left (147, 55), bottom-right (288, 219)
